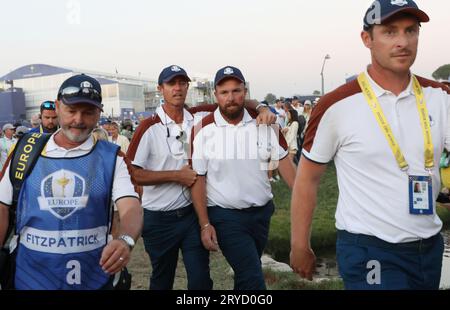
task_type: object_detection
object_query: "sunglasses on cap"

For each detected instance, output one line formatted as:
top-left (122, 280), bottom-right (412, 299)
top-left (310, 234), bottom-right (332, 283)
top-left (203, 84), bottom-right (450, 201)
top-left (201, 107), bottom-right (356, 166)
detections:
top-left (40, 101), bottom-right (55, 110)
top-left (58, 86), bottom-right (102, 103)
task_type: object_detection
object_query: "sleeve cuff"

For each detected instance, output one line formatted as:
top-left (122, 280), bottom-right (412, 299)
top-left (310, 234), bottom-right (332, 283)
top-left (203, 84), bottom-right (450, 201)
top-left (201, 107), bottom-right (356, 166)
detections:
top-left (0, 200), bottom-right (13, 207)
top-left (301, 151), bottom-right (330, 165)
top-left (114, 195), bottom-right (140, 204)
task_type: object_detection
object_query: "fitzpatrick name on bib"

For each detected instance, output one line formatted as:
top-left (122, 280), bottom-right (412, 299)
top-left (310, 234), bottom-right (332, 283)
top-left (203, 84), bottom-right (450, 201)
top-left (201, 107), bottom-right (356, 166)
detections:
top-left (37, 169), bottom-right (89, 220)
top-left (20, 226), bottom-right (108, 254)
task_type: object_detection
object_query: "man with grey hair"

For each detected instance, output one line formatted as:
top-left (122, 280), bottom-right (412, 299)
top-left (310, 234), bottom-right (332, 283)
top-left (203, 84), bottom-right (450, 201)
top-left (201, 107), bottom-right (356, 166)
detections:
top-left (0, 74), bottom-right (142, 290)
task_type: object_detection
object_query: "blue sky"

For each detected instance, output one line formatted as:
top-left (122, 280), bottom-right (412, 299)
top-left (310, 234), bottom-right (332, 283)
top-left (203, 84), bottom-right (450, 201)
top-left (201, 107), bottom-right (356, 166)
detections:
top-left (1, 0), bottom-right (448, 100)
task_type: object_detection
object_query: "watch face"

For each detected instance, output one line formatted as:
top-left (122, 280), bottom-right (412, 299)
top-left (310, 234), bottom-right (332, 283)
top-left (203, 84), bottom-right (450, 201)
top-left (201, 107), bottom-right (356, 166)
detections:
top-left (120, 235), bottom-right (135, 248)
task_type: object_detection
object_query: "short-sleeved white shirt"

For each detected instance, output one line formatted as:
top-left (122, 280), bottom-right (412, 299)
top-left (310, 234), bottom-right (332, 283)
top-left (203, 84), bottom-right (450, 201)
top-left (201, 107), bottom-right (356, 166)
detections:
top-left (302, 71), bottom-right (450, 243)
top-left (192, 108), bottom-right (288, 209)
top-left (128, 106), bottom-right (208, 211)
top-left (0, 136), bottom-right (16, 171)
top-left (274, 107), bottom-right (286, 128)
top-left (0, 131), bottom-right (138, 207)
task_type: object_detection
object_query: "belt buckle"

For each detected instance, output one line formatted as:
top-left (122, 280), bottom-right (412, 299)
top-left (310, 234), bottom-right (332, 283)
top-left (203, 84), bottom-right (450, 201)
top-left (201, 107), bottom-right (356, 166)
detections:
top-left (176, 209), bottom-right (183, 218)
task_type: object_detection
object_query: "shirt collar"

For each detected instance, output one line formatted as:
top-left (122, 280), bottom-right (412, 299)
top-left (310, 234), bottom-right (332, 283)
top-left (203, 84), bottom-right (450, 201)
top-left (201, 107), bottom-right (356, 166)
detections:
top-left (156, 105), bottom-right (194, 125)
top-left (214, 108), bottom-right (253, 127)
top-left (46, 129), bottom-right (95, 153)
top-left (364, 68), bottom-right (414, 98)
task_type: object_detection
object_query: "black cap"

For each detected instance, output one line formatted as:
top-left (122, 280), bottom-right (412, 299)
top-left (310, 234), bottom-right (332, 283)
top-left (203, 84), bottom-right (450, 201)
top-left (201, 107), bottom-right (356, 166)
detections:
top-left (214, 66), bottom-right (245, 87)
top-left (158, 65), bottom-right (191, 85)
top-left (363, 0), bottom-right (429, 30)
top-left (57, 74), bottom-right (103, 110)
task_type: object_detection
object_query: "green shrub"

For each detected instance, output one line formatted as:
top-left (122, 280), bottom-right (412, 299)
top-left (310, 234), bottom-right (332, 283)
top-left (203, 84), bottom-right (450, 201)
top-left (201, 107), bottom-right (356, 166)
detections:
top-left (267, 164), bottom-right (339, 261)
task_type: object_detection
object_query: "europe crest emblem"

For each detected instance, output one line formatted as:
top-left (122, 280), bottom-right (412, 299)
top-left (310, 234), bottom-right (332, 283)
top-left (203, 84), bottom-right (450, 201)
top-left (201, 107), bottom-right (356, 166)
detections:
top-left (38, 169), bottom-right (88, 219)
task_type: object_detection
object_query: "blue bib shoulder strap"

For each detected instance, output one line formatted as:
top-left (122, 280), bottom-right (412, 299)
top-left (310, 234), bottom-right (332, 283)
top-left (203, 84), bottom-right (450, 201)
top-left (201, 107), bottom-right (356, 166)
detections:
top-left (5, 132), bottom-right (50, 241)
top-left (9, 132), bottom-right (51, 206)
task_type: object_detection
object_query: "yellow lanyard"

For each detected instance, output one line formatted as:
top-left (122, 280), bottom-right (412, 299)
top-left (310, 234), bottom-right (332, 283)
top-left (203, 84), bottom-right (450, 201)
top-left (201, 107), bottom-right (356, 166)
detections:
top-left (357, 72), bottom-right (434, 172)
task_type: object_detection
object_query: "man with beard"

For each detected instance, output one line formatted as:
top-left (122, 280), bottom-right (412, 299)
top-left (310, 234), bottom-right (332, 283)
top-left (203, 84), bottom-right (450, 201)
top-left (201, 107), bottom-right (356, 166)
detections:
top-left (290, 0), bottom-right (450, 290)
top-left (29, 101), bottom-right (59, 134)
top-left (127, 65), bottom-right (276, 290)
top-left (0, 74), bottom-right (142, 290)
top-left (190, 66), bottom-right (296, 289)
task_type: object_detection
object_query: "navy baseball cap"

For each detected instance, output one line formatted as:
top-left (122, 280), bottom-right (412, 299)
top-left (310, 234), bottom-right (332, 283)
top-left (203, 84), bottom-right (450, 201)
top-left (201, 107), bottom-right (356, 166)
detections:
top-left (57, 74), bottom-right (103, 110)
top-left (363, 0), bottom-right (429, 31)
top-left (214, 66), bottom-right (246, 87)
top-left (158, 65), bottom-right (191, 85)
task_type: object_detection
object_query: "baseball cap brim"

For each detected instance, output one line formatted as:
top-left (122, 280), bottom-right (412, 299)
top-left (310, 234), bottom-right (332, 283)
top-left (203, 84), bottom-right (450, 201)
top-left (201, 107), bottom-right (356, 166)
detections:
top-left (161, 73), bottom-right (191, 85)
top-left (2, 123), bottom-right (16, 131)
top-left (382, 7), bottom-right (430, 24)
top-left (61, 97), bottom-right (104, 111)
top-left (215, 76), bottom-right (245, 86)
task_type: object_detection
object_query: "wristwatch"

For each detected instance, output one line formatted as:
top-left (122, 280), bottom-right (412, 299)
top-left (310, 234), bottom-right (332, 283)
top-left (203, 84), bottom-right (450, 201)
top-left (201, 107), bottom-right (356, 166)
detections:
top-left (118, 234), bottom-right (135, 250)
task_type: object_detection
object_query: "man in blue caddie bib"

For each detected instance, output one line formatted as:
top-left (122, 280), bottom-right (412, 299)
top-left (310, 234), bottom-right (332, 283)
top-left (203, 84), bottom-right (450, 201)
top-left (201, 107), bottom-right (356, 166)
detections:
top-left (0, 74), bottom-right (142, 290)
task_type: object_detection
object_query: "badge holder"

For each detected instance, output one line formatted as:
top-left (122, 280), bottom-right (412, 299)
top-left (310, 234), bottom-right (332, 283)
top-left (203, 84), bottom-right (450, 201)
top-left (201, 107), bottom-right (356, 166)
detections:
top-left (409, 175), bottom-right (433, 215)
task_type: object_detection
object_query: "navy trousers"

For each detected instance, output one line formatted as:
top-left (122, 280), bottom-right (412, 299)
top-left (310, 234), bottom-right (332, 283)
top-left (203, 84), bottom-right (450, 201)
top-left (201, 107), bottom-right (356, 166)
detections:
top-left (142, 205), bottom-right (212, 290)
top-left (208, 200), bottom-right (275, 290)
top-left (336, 230), bottom-right (444, 290)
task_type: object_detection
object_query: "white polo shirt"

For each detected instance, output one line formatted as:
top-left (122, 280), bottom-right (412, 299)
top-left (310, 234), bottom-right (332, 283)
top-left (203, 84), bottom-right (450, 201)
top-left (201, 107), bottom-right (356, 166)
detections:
top-left (302, 71), bottom-right (450, 243)
top-left (128, 106), bottom-right (207, 211)
top-left (108, 134), bottom-right (130, 153)
top-left (192, 108), bottom-right (288, 209)
top-left (274, 107), bottom-right (286, 128)
top-left (0, 131), bottom-right (138, 207)
top-left (0, 136), bottom-right (16, 171)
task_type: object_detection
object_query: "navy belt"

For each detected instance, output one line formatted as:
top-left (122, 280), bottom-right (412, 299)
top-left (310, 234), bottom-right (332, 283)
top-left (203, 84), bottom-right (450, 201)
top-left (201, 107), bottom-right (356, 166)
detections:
top-left (146, 204), bottom-right (193, 218)
top-left (337, 230), bottom-right (441, 252)
top-left (236, 200), bottom-right (274, 212)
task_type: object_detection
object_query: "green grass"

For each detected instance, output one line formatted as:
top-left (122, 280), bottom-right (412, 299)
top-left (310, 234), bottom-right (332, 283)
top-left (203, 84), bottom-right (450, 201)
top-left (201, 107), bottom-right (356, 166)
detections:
top-left (267, 163), bottom-right (339, 261)
top-left (264, 269), bottom-right (344, 290)
top-left (128, 239), bottom-right (237, 290)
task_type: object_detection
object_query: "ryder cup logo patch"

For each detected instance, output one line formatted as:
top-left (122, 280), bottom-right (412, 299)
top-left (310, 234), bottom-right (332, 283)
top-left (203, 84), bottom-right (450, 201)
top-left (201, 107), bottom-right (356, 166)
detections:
top-left (80, 81), bottom-right (93, 89)
top-left (171, 65), bottom-right (181, 72)
top-left (224, 67), bottom-right (234, 75)
top-left (38, 170), bottom-right (88, 219)
top-left (391, 0), bottom-right (408, 6)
